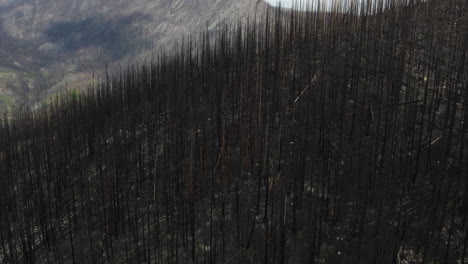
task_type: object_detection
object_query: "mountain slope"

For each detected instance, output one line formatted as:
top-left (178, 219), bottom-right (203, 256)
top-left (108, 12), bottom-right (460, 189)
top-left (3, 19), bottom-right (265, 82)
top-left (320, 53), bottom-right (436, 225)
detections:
top-left (0, 0), bottom-right (267, 110)
top-left (0, 0), bottom-right (467, 263)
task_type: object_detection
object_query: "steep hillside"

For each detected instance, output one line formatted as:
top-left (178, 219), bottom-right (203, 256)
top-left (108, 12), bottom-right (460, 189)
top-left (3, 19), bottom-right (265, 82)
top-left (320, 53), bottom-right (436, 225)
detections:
top-left (0, 0), bottom-right (267, 110)
top-left (1, 0), bottom-right (467, 263)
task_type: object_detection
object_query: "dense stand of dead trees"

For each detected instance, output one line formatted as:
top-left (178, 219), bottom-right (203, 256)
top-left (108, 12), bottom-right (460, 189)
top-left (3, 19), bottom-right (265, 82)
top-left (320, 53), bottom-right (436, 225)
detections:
top-left (0, 0), bottom-right (467, 263)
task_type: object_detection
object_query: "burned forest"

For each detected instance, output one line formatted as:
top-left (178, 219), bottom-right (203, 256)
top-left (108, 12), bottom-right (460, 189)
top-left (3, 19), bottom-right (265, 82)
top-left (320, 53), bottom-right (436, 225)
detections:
top-left (1, 0), bottom-right (468, 263)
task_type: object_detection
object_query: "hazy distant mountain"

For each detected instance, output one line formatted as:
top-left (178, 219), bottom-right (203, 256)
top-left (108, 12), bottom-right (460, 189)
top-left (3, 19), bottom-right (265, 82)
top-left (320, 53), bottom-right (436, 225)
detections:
top-left (0, 0), bottom-right (267, 111)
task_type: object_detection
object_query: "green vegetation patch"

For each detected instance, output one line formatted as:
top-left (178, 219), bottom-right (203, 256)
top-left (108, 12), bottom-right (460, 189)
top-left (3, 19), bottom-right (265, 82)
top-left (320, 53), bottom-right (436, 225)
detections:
top-left (0, 66), bottom-right (18, 79)
top-left (0, 65), bottom-right (34, 79)
top-left (41, 70), bottom-right (51, 79)
top-left (0, 93), bottom-right (15, 110)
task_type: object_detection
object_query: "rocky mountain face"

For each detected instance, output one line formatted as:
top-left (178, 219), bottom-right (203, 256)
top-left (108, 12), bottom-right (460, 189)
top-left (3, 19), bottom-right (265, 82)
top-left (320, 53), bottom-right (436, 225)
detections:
top-left (0, 0), bottom-right (267, 111)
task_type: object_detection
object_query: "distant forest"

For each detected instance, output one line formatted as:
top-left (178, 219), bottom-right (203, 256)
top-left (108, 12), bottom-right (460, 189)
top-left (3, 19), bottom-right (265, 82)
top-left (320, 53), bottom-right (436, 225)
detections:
top-left (0, 0), bottom-right (467, 263)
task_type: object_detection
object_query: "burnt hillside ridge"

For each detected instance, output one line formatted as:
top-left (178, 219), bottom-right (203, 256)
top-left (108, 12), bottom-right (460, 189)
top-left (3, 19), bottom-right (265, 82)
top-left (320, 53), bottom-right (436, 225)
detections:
top-left (0, 0), bottom-right (468, 263)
